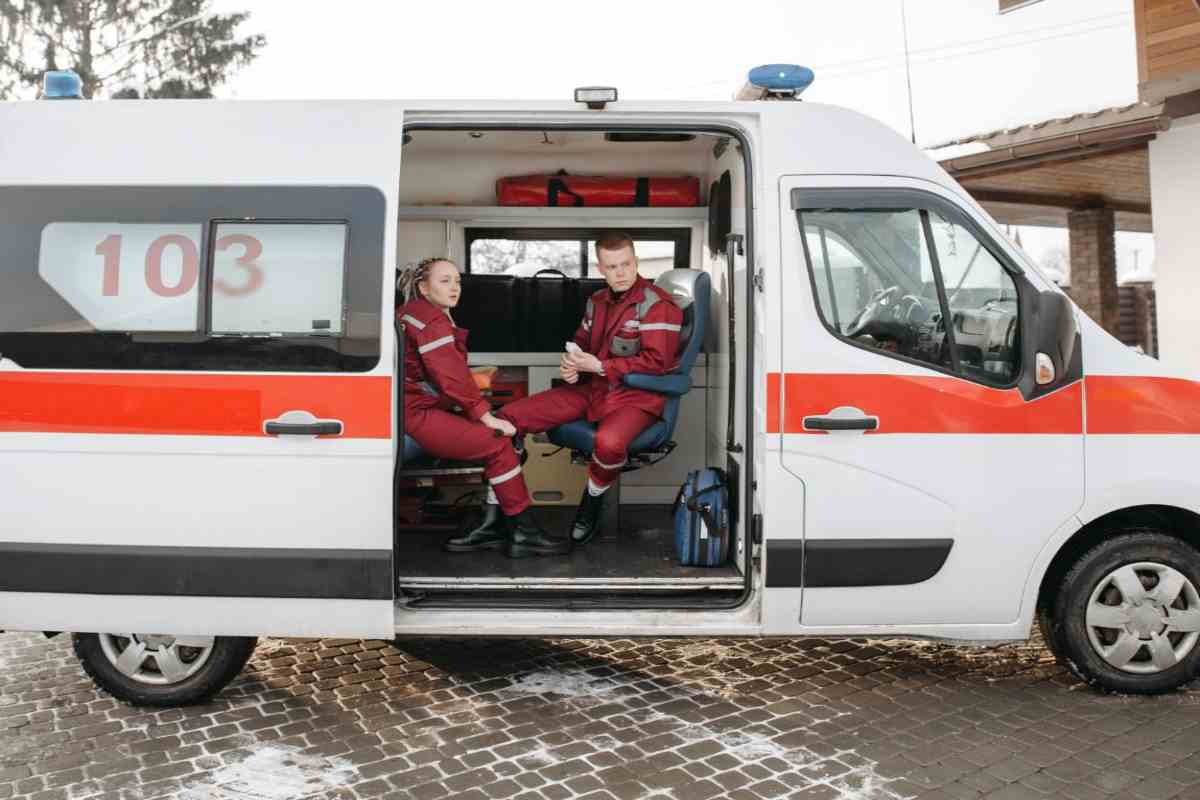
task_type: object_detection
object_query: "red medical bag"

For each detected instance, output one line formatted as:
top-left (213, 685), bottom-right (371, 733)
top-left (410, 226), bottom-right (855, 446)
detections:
top-left (496, 173), bottom-right (701, 207)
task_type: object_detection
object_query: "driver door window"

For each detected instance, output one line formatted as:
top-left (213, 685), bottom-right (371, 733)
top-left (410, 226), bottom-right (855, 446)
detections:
top-left (799, 201), bottom-right (1020, 385)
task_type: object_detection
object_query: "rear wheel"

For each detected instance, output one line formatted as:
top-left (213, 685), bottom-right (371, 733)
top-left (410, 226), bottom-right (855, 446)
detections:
top-left (73, 632), bottom-right (257, 707)
top-left (1055, 532), bottom-right (1200, 694)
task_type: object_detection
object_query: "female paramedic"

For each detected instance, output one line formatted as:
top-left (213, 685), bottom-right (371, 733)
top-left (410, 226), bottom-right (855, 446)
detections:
top-left (396, 258), bottom-right (571, 558)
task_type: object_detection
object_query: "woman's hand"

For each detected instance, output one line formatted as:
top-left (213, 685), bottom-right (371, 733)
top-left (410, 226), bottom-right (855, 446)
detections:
top-left (480, 412), bottom-right (516, 438)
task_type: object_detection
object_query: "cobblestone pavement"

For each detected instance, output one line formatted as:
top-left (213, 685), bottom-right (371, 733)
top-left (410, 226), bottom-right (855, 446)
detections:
top-left (3, 631), bottom-right (1200, 800)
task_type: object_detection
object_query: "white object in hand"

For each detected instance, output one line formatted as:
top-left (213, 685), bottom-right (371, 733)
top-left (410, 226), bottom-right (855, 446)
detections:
top-left (565, 342), bottom-right (582, 355)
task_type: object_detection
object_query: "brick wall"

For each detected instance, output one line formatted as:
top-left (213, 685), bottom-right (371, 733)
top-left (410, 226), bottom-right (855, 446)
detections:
top-left (1066, 208), bottom-right (1120, 337)
top-left (1118, 281), bottom-right (1159, 357)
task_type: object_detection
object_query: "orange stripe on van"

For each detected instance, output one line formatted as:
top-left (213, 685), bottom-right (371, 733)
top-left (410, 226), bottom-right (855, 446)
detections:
top-left (767, 372), bottom-right (1083, 434)
top-left (1086, 376), bottom-right (1200, 435)
top-left (0, 373), bottom-right (391, 438)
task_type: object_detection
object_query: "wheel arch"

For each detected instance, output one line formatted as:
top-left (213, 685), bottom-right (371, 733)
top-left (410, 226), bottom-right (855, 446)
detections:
top-left (1037, 504), bottom-right (1200, 618)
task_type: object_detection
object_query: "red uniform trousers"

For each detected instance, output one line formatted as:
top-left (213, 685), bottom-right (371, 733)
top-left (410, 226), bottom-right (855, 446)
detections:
top-left (498, 384), bottom-right (657, 489)
top-left (405, 406), bottom-right (531, 516)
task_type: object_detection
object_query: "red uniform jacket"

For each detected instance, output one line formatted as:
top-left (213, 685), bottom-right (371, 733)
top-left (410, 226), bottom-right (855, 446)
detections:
top-left (573, 276), bottom-right (683, 421)
top-left (397, 297), bottom-right (491, 422)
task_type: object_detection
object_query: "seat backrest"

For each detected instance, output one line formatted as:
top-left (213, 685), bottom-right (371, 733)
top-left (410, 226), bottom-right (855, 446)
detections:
top-left (654, 269), bottom-right (711, 375)
top-left (456, 274), bottom-right (522, 351)
top-left (522, 269), bottom-right (576, 351)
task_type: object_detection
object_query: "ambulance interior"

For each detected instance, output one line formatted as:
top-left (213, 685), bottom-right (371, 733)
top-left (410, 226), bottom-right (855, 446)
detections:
top-left (393, 128), bottom-right (750, 605)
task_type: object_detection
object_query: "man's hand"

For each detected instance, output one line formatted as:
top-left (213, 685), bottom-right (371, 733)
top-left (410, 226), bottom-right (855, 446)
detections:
top-left (565, 350), bottom-right (603, 375)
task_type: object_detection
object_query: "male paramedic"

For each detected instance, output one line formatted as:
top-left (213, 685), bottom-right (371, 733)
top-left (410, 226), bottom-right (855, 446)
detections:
top-left (498, 233), bottom-right (684, 545)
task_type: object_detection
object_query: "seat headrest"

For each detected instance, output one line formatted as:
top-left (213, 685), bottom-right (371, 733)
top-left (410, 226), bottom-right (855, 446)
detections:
top-left (654, 269), bottom-right (704, 311)
top-left (653, 269), bottom-right (710, 375)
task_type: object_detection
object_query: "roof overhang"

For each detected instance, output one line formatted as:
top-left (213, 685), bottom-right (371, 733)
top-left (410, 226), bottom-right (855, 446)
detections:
top-left (933, 103), bottom-right (1172, 233)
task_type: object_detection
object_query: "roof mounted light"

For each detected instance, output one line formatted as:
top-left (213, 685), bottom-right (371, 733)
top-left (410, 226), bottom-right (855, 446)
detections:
top-left (575, 86), bottom-right (617, 110)
top-left (41, 70), bottom-right (84, 100)
top-left (736, 64), bottom-right (814, 101)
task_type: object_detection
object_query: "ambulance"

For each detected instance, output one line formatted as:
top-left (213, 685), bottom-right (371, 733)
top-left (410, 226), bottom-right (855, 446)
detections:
top-left (3, 66), bottom-right (1199, 706)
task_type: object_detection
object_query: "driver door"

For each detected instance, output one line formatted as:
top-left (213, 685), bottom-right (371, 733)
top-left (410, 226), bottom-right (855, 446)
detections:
top-left (767, 175), bottom-right (1083, 631)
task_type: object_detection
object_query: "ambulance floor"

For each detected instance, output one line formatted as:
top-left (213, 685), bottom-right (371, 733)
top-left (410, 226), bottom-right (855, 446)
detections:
top-left (395, 504), bottom-right (744, 590)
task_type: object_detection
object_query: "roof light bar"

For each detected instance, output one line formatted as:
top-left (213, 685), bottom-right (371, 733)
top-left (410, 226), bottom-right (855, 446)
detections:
top-left (736, 64), bottom-right (815, 101)
top-left (41, 70), bottom-right (84, 100)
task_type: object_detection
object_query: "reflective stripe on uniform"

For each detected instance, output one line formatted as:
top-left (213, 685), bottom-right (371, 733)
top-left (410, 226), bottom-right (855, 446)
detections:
top-left (635, 292), bottom-right (660, 319)
top-left (418, 335), bottom-right (454, 354)
top-left (489, 465), bottom-right (522, 486)
top-left (639, 322), bottom-right (682, 332)
top-left (401, 314), bottom-right (426, 330)
top-left (592, 453), bottom-right (626, 470)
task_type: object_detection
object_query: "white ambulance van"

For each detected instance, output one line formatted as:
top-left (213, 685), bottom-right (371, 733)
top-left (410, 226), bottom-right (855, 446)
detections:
top-left (3, 67), bottom-right (1199, 706)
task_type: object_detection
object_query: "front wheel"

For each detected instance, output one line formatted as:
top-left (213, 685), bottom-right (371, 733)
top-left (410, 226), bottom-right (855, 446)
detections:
top-left (1055, 532), bottom-right (1200, 694)
top-left (73, 632), bottom-right (257, 707)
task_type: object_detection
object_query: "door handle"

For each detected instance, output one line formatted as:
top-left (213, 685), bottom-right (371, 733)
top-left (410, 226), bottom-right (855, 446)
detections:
top-left (802, 406), bottom-right (879, 432)
top-left (263, 410), bottom-right (344, 437)
top-left (802, 416), bottom-right (878, 431)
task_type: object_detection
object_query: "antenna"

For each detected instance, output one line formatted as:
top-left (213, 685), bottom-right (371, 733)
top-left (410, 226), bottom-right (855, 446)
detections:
top-left (900, 0), bottom-right (917, 145)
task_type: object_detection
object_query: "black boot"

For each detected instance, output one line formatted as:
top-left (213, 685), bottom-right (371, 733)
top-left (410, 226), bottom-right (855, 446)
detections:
top-left (504, 508), bottom-right (572, 558)
top-left (444, 503), bottom-right (507, 552)
top-left (570, 488), bottom-right (606, 545)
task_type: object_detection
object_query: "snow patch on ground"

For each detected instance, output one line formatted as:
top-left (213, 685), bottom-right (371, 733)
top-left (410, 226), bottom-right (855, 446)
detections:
top-left (676, 726), bottom-right (908, 799)
top-left (177, 743), bottom-right (356, 800)
top-left (506, 669), bottom-right (615, 699)
top-left (514, 747), bottom-right (559, 767)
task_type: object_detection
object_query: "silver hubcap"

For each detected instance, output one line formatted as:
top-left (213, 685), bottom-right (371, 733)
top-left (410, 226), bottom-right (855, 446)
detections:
top-left (1086, 562), bottom-right (1200, 674)
top-left (98, 633), bottom-right (216, 685)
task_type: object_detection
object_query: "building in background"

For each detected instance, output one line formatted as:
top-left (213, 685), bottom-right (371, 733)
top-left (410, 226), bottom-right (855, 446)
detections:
top-left (931, 0), bottom-right (1199, 369)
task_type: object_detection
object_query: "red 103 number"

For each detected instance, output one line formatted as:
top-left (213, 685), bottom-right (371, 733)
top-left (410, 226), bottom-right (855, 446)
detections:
top-left (96, 233), bottom-right (263, 298)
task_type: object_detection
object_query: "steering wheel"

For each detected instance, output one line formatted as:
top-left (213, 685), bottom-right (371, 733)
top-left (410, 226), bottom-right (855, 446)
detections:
top-left (843, 286), bottom-right (929, 353)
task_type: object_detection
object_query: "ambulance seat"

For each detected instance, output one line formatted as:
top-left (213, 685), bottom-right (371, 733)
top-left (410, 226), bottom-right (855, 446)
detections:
top-left (547, 269), bottom-right (710, 468)
top-left (402, 434), bottom-right (425, 463)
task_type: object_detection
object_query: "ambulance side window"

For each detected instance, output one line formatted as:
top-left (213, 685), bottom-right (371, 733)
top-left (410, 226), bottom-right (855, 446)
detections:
top-left (0, 185), bottom-right (384, 372)
top-left (798, 199), bottom-right (1020, 386)
top-left (210, 222), bottom-right (349, 336)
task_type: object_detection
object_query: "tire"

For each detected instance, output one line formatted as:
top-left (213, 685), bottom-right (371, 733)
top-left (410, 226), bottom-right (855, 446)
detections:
top-left (73, 632), bottom-right (257, 707)
top-left (1055, 531), bottom-right (1200, 694)
top-left (1037, 605), bottom-right (1064, 663)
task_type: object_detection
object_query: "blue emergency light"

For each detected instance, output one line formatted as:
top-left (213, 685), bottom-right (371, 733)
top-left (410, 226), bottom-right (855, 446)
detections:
top-left (41, 70), bottom-right (84, 100)
top-left (748, 64), bottom-right (814, 97)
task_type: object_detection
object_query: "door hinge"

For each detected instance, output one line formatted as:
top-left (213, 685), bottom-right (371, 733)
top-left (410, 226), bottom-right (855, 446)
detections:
top-left (753, 269), bottom-right (765, 293)
top-left (751, 513), bottom-right (763, 545)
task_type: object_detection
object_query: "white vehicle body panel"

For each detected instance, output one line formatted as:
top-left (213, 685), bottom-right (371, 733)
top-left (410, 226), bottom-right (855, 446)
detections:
top-left (0, 97), bottom-right (1195, 644)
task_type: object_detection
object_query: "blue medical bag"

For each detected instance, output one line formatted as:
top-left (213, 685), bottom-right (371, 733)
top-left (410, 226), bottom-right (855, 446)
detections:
top-left (673, 468), bottom-right (731, 567)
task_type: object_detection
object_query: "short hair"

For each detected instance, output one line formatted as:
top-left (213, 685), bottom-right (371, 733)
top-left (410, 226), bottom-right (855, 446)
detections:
top-left (594, 232), bottom-right (636, 257)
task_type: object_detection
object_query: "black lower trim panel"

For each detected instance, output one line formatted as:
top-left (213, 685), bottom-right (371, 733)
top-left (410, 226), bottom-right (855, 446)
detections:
top-left (0, 543), bottom-right (392, 600)
top-left (766, 538), bottom-right (953, 588)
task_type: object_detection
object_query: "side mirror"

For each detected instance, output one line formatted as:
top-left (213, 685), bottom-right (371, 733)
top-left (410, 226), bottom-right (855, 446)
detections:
top-left (1022, 288), bottom-right (1081, 399)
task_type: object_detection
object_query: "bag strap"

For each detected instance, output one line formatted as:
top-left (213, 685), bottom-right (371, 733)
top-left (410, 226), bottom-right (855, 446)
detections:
top-left (547, 178), bottom-right (584, 207)
top-left (633, 177), bottom-right (650, 207)
top-left (686, 473), bottom-right (728, 560)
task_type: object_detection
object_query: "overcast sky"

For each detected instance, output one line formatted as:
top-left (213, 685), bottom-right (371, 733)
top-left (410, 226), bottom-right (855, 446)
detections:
top-left (210, 0), bottom-right (1152, 279)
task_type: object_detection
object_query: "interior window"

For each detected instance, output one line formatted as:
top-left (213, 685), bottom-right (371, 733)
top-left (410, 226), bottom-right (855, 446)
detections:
top-left (799, 204), bottom-right (1020, 385)
top-left (465, 228), bottom-right (690, 277)
top-left (587, 239), bottom-right (677, 279)
top-left (470, 239), bottom-right (583, 277)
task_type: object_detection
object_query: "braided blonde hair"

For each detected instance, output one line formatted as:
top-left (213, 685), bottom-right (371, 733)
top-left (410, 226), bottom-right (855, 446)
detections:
top-left (397, 257), bottom-right (457, 303)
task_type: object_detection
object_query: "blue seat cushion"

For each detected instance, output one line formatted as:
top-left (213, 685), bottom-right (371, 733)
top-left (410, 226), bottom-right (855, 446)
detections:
top-left (547, 418), bottom-right (670, 455)
top-left (402, 434), bottom-right (425, 463)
